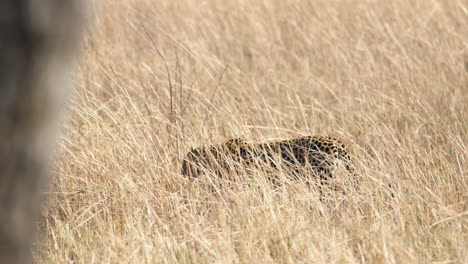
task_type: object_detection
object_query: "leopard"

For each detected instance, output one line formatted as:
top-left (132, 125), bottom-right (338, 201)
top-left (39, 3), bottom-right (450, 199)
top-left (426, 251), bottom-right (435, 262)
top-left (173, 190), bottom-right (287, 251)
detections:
top-left (181, 138), bottom-right (250, 180)
top-left (181, 136), bottom-right (356, 188)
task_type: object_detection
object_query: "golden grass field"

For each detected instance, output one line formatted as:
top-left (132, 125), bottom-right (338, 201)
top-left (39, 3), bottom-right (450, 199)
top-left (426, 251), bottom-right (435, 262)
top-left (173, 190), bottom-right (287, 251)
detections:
top-left (37, 0), bottom-right (467, 262)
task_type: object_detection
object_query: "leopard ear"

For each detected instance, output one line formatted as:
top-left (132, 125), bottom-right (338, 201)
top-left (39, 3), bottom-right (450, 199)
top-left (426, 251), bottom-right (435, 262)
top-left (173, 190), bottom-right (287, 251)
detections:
top-left (189, 147), bottom-right (198, 156)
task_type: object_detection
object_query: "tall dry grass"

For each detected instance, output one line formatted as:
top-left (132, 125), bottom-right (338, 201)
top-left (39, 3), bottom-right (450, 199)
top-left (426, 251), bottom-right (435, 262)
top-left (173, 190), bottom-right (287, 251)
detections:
top-left (37, 0), bottom-right (467, 263)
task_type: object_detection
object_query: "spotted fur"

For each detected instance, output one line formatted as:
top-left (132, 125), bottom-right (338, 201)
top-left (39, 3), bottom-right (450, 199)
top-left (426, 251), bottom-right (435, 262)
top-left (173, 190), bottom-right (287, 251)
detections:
top-left (181, 136), bottom-right (355, 184)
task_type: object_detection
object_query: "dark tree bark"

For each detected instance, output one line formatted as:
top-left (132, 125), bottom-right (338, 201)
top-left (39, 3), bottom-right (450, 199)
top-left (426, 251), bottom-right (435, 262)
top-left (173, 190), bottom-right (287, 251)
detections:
top-left (0, 1), bottom-right (84, 262)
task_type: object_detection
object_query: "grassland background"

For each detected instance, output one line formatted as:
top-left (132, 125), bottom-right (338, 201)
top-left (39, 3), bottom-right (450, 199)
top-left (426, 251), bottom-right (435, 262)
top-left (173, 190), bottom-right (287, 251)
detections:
top-left (37, 0), bottom-right (467, 263)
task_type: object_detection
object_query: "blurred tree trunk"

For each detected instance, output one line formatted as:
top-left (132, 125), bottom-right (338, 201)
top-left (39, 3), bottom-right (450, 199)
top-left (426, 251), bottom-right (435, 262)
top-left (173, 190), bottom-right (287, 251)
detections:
top-left (0, 1), bottom-right (84, 262)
